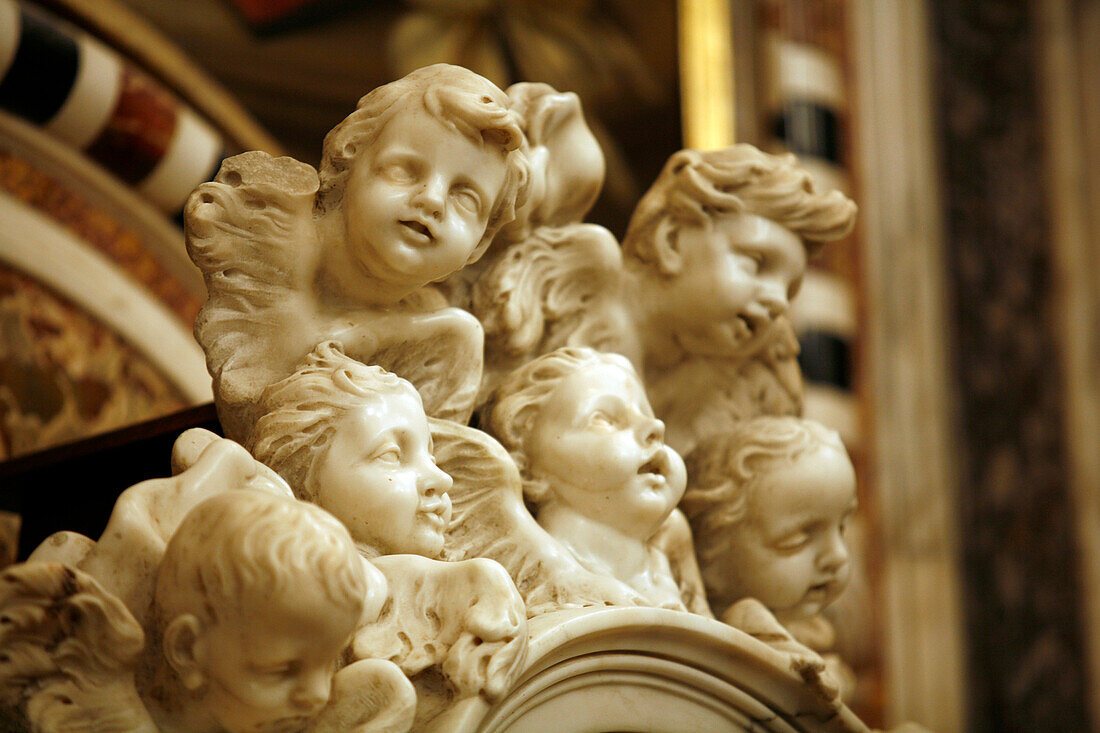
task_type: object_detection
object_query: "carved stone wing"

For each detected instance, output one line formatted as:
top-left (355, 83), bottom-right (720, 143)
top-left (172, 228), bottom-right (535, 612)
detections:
top-left (648, 317), bottom-right (804, 456)
top-left (0, 562), bottom-right (156, 733)
top-left (333, 305), bottom-right (486, 426)
top-left (185, 151), bottom-right (322, 440)
top-left (429, 418), bottom-right (648, 616)
top-left (471, 223), bottom-right (634, 402)
top-left (75, 430), bottom-right (294, 626)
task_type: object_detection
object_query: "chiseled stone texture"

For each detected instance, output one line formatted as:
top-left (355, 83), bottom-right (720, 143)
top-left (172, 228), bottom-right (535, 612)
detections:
top-left (930, 1), bottom-right (1091, 729)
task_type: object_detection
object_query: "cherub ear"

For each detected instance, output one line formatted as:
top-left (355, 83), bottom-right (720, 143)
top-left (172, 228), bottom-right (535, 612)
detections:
top-left (654, 218), bottom-right (684, 276)
top-left (163, 614), bottom-right (207, 690)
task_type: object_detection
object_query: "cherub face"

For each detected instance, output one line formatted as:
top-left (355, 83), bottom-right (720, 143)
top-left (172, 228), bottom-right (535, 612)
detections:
top-left (341, 109), bottom-right (508, 292)
top-left (311, 389), bottom-right (453, 557)
top-left (527, 361), bottom-right (686, 539)
top-left (656, 213), bottom-right (806, 358)
top-left (195, 584), bottom-right (356, 733)
top-left (712, 445), bottom-right (856, 622)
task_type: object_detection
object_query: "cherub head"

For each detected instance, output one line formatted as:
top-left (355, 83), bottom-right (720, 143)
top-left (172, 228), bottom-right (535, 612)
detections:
top-left (622, 145), bottom-right (857, 360)
top-left (682, 416), bottom-right (857, 622)
top-left (485, 346), bottom-right (685, 541)
top-left (153, 490), bottom-right (370, 733)
top-left (251, 341), bottom-right (453, 558)
top-left (317, 64), bottom-right (531, 301)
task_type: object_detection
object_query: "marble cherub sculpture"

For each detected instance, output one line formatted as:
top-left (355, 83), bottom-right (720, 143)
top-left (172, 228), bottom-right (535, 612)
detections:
top-left (472, 144), bottom-right (857, 454)
top-left (248, 341), bottom-right (530, 723)
top-left (476, 346), bottom-right (709, 612)
top-left (621, 147), bottom-right (856, 453)
top-left (680, 416), bottom-right (857, 700)
top-left (185, 63), bottom-right (531, 443)
top-left (138, 490), bottom-right (375, 733)
top-left (250, 341), bottom-right (665, 621)
top-left (0, 490), bottom-right (414, 733)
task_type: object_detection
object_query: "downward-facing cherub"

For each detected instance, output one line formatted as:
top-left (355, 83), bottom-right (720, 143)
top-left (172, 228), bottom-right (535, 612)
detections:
top-left (681, 416), bottom-right (856, 624)
top-left (186, 64), bottom-right (530, 442)
top-left (469, 143), bottom-right (856, 453)
top-left (141, 490), bottom-right (369, 733)
top-left (483, 346), bottom-right (690, 609)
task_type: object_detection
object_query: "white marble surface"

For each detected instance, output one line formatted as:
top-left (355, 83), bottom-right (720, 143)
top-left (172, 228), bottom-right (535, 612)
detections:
top-left (474, 607), bottom-right (869, 732)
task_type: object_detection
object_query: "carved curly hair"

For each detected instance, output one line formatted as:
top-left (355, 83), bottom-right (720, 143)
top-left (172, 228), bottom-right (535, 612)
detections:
top-left (249, 340), bottom-right (414, 502)
top-left (681, 416), bottom-right (845, 569)
top-left (155, 491), bottom-right (369, 625)
top-left (622, 146), bottom-right (857, 276)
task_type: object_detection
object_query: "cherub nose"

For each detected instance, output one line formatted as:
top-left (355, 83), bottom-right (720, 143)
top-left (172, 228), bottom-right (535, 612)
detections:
top-left (639, 417), bottom-right (665, 446)
top-left (816, 530), bottom-right (849, 573)
top-left (292, 671), bottom-right (330, 712)
top-left (419, 459), bottom-right (453, 514)
top-left (412, 177), bottom-right (446, 219)
top-left (758, 279), bottom-right (789, 318)
top-left (421, 461), bottom-right (453, 495)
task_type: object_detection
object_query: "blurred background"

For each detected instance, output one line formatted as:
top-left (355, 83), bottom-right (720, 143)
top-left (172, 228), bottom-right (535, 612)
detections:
top-left (0, 0), bottom-right (1096, 730)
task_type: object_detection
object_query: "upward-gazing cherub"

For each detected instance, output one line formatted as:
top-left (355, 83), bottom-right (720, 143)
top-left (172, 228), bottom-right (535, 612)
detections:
top-left (481, 346), bottom-right (708, 613)
top-left (186, 64), bottom-right (530, 443)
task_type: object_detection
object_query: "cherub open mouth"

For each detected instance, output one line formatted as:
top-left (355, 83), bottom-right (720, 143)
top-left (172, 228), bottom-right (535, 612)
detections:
top-left (263, 716), bottom-right (312, 733)
top-left (732, 314), bottom-right (753, 341)
top-left (638, 454), bottom-right (665, 477)
top-left (400, 219), bottom-right (433, 242)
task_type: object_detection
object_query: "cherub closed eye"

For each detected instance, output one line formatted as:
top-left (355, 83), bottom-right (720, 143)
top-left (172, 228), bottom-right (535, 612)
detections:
top-left (680, 416), bottom-right (856, 624)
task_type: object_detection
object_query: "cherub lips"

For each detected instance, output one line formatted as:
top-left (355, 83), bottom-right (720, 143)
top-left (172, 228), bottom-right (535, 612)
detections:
top-left (729, 314), bottom-right (753, 342)
top-left (418, 508), bottom-right (448, 529)
top-left (399, 219), bottom-right (434, 244)
top-left (805, 580), bottom-right (837, 598)
top-left (260, 716), bottom-right (312, 733)
top-left (736, 308), bottom-right (771, 338)
top-left (637, 451), bottom-right (668, 483)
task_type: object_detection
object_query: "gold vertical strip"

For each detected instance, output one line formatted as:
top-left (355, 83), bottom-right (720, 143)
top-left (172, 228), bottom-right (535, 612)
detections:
top-left (678, 0), bottom-right (736, 149)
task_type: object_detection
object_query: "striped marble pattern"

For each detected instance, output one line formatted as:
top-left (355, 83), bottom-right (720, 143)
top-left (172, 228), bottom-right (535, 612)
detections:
top-left (757, 0), bottom-right (859, 451)
top-left (0, 0), bottom-right (225, 216)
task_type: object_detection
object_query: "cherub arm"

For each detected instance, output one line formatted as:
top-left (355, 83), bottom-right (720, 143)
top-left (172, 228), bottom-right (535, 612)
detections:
top-left (429, 418), bottom-right (647, 615)
top-left (75, 429), bottom-right (294, 626)
top-left (651, 508), bottom-right (714, 618)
